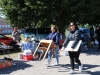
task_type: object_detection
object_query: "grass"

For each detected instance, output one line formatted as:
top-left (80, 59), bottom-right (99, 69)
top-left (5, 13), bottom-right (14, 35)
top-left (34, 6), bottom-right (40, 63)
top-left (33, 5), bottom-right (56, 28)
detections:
top-left (0, 50), bottom-right (20, 59)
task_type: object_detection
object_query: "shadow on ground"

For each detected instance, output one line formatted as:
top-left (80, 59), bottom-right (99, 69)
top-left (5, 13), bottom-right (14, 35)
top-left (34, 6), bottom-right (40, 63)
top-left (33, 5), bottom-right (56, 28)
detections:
top-left (57, 64), bottom-right (100, 75)
top-left (81, 47), bottom-right (100, 55)
top-left (0, 49), bottom-right (20, 55)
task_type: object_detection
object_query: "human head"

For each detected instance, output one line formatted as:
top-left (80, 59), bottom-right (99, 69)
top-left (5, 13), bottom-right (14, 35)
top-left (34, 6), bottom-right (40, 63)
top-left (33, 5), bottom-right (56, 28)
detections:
top-left (14, 27), bottom-right (18, 31)
top-left (68, 22), bottom-right (79, 31)
top-left (51, 25), bottom-right (58, 32)
top-left (24, 37), bottom-right (31, 41)
top-left (96, 26), bottom-right (100, 29)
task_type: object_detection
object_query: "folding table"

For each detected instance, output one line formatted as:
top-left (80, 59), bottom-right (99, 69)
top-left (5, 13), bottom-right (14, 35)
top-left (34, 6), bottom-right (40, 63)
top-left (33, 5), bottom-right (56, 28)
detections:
top-left (0, 45), bottom-right (13, 58)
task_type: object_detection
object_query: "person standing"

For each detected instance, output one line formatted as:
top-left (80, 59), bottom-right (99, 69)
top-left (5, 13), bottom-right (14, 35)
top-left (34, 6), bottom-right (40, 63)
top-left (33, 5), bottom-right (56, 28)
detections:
top-left (12, 27), bottom-right (21, 43)
top-left (61, 22), bottom-right (83, 74)
top-left (95, 26), bottom-right (100, 51)
top-left (45, 25), bottom-right (60, 66)
top-left (90, 26), bottom-right (95, 46)
top-left (11, 27), bottom-right (21, 51)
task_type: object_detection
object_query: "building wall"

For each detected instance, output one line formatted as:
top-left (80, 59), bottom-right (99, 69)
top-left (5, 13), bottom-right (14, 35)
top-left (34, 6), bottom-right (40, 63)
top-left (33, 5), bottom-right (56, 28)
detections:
top-left (0, 17), bottom-right (13, 34)
top-left (0, 25), bottom-right (13, 34)
top-left (0, 17), bottom-right (23, 34)
top-left (0, 24), bottom-right (13, 34)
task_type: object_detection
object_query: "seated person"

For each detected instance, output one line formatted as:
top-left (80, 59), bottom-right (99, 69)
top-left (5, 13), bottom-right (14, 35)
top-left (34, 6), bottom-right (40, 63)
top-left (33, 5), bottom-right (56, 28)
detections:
top-left (21, 37), bottom-right (40, 58)
top-left (21, 37), bottom-right (34, 54)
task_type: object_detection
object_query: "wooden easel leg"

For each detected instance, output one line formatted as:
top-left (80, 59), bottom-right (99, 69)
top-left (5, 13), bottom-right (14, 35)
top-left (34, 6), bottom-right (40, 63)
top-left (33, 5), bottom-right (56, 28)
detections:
top-left (43, 49), bottom-right (48, 59)
top-left (39, 50), bottom-right (45, 60)
top-left (33, 42), bottom-right (41, 56)
top-left (43, 43), bottom-right (52, 59)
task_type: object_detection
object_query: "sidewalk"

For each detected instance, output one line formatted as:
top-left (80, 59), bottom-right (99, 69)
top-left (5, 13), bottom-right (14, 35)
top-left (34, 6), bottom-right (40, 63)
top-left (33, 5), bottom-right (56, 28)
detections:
top-left (0, 47), bottom-right (100, 75)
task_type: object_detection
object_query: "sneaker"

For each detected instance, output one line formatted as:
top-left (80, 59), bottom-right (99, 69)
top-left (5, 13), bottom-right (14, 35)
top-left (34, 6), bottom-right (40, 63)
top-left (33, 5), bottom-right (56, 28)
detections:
top-left (79, 64), bottom-right (83, 72)
top-left (68, 70), bottom-right (75, 74)
top-left (54, 63), bottom-right (59, 66)
top-left (45, 63), bottom-right (50, 67)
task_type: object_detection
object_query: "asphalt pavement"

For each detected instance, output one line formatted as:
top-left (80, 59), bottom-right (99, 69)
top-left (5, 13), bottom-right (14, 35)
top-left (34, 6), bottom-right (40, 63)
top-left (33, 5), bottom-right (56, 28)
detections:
top-left (0, 47), bottom-right (100, 75)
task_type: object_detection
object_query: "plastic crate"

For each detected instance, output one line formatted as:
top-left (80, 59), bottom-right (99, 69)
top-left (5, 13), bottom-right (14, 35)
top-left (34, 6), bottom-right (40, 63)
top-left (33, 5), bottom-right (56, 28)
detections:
top-left (22, 55), bottom-right (33, 60)
top-left (0, 60), bottom-right (12, 69)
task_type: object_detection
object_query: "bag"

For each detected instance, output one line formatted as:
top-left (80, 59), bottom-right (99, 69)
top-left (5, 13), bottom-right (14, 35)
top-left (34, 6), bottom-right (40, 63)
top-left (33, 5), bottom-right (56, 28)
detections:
top-left (64, 51), bottom-right (69, 56)
top-left (59, 50), bottom-right (69, 56)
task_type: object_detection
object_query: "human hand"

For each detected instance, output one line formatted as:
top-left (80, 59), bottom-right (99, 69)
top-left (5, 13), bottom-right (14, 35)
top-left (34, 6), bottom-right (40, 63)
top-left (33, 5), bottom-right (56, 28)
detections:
top-left (60, 47), bottom-right (65, 51)
top-left (15, 31), bottom-right (18, 34)
top-left (70, 48), bottom-right (74, 52)
top-left (53, 44), bottom-right (57, 48)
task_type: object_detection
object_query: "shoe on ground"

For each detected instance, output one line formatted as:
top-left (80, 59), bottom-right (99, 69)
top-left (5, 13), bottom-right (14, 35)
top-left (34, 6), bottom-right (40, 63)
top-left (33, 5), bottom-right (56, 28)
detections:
top-left (79, 64), bottom-right (83, 72)
top-left (45, 63), bottom-right (50, 67)
top-left (54, 63), bottom-right (59, 66)
top-left (68, 70), bottom-right (75, 74)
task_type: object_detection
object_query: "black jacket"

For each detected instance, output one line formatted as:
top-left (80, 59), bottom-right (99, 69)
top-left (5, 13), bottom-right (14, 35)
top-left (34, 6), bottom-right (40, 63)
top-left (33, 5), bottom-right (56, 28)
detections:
top-left (95, 28), bottom-right (100, 39)
top-left (63, 30), bottom-right (81, 49)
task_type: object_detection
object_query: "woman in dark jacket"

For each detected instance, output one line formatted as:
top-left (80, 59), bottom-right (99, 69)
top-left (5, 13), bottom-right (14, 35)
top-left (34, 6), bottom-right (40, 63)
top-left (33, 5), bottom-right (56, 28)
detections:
top-left (45, 25), bottom-right (60, 66)
top-left (61, 22), bottom-right (83, 74)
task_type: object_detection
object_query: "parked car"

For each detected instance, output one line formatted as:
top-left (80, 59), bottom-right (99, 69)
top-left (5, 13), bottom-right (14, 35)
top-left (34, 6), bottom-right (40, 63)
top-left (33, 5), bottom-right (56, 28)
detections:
top-left (24, 28), bottom-right (65, 46)
top-left (79, 28), bottom-right (91, 41)
top-left (79, 28), bottom-right (90, 33)
top-left (23, 28), bottom-right (51, 41)
top-left (0, 34), bottom-right (13, 45)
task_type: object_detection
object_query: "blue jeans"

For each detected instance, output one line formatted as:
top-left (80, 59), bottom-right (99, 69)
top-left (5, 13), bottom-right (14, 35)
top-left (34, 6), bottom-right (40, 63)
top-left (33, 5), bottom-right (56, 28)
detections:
top-left (48, 46), bottom-right (59, 64)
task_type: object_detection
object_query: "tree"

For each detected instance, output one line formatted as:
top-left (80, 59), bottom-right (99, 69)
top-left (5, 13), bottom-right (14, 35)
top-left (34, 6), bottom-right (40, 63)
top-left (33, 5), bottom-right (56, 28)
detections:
top-left (0, 0), bottom-right (100, 34)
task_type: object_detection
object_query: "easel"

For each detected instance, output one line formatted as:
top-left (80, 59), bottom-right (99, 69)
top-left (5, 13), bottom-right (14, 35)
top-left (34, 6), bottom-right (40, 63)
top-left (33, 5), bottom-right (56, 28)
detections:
top-left (33, 40), bottom-right (57, 60)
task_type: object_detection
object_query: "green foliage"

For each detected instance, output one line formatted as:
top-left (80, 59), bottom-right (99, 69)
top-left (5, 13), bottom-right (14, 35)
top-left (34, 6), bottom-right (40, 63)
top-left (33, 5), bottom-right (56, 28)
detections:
top-left (0, 0), bottom-right (100, 34)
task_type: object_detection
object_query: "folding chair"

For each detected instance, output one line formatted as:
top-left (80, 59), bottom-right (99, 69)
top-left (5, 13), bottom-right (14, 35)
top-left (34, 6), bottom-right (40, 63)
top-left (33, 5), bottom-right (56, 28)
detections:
top-left (33, 40), bottom-right (57, 60)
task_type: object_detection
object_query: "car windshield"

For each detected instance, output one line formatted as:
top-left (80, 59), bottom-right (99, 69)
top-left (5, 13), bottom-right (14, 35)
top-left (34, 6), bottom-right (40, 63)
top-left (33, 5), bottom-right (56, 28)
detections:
top-left (38, 28), bottom-right (51, 34)
top-left (25, 29), bottom-right (36, 34)
top-left (25, 28), bottom-right (51, 34)
top-left (79, 28), bottom-right (90, 33)
top-left (0, 34), bottom-right (6, 38)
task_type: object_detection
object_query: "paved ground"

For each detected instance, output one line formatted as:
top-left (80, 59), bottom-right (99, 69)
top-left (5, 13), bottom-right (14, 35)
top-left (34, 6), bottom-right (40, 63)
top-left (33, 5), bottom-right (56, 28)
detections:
top-left (0, 47), bottom-right (100, 75)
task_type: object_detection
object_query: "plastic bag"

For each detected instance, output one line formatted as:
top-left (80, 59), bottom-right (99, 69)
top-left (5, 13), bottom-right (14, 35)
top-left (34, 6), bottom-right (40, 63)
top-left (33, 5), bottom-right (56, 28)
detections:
top-left (95, 40), bottom-right (99, 45)
top-left (59, 50), bottom-right (69, 56)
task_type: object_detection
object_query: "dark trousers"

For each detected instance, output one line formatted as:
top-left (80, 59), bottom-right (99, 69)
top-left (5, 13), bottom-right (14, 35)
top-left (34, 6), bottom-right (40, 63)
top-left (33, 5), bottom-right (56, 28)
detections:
top-left (97, 38), bottom-right (100, 49)
top-left (68, 50), bottom-right (81, 70)
top-left (9, 41), bottom-right (20, 51)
